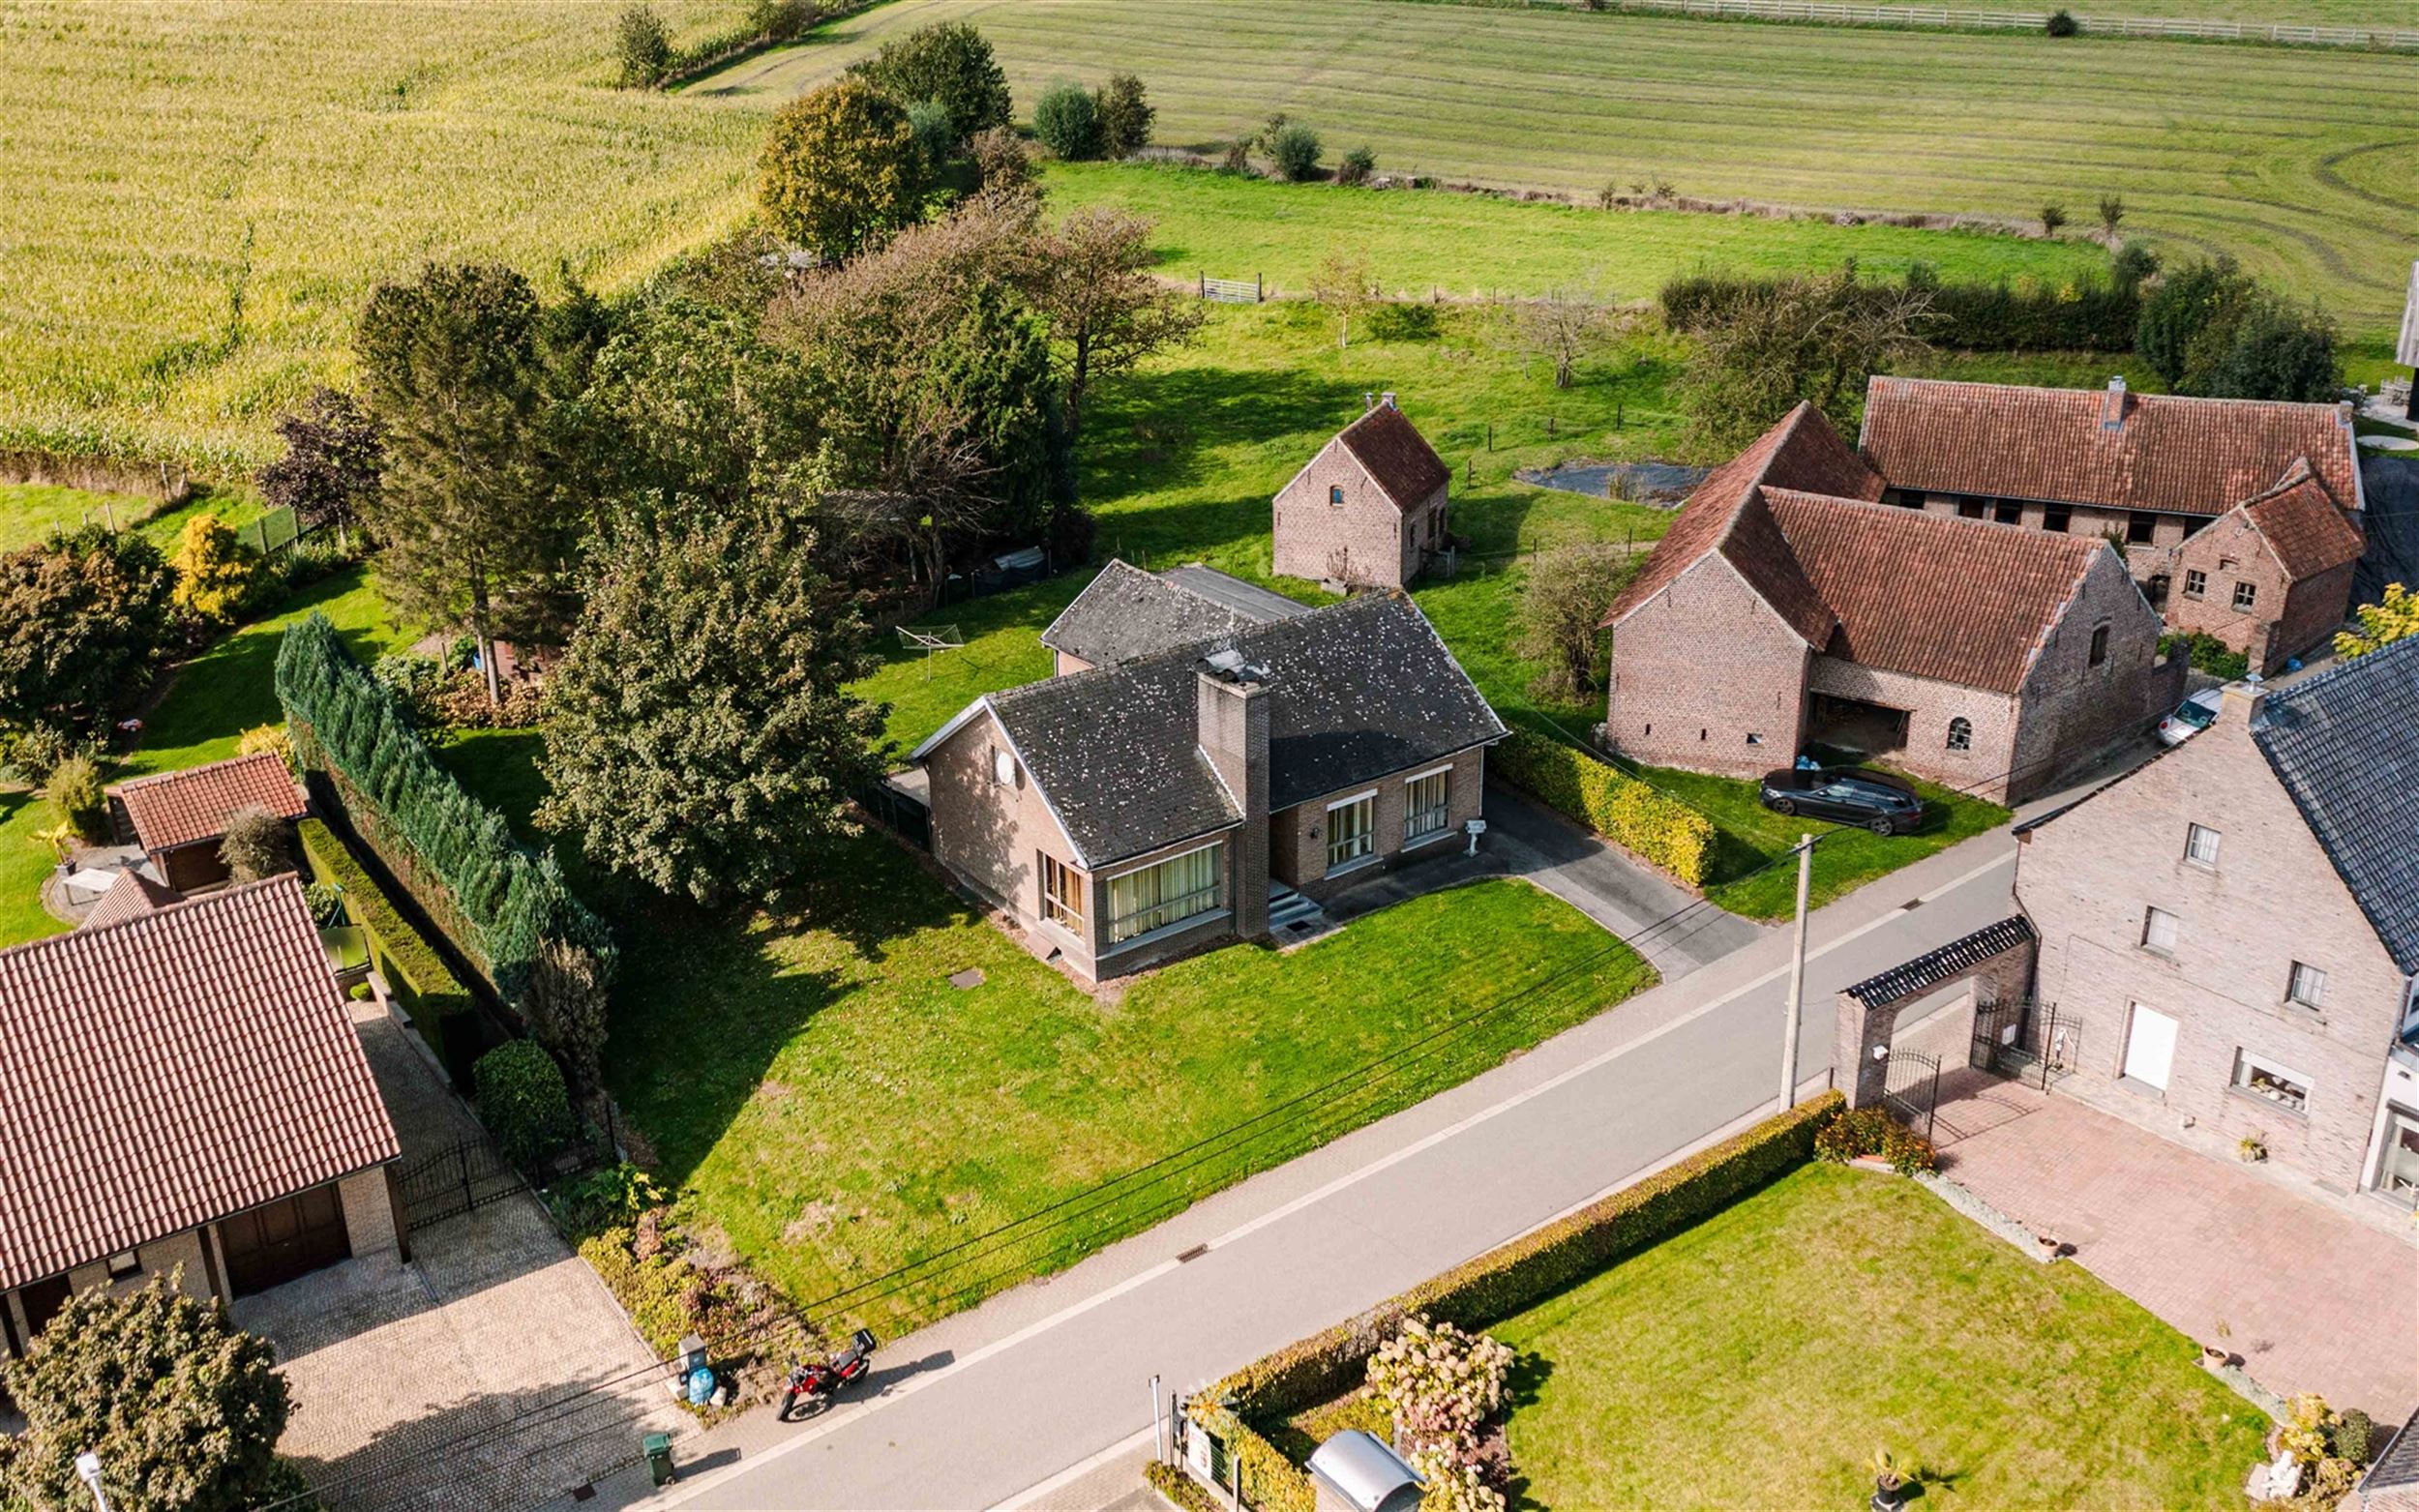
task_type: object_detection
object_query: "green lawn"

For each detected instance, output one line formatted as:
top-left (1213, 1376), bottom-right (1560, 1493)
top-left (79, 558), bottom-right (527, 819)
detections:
top-left (436, 726), bottom-right (1654, 1333)
top-left (0, 483), bottom-right (158, 552)
top-left (0, 566), bottom-right (411, 951)
top-left (702, 0), bottom-right (2412, 338)
top-left (1473, 1163), bottom-right (2266, 1508)
top-left (1632, 762), bottom-right (2010, 918)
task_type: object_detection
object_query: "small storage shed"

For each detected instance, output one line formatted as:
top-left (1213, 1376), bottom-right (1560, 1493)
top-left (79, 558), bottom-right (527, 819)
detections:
top-left (105, 752), bottom-right (309, 892)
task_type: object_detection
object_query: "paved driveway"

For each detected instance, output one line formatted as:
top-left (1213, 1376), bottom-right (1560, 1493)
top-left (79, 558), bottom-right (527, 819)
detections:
top-left (1931, 1078), bottom-right (2419, 1421)
top-left (1483, 782), bottom-right (1766, 978)
top-left (234, 1008), bottom-right (684, 1512)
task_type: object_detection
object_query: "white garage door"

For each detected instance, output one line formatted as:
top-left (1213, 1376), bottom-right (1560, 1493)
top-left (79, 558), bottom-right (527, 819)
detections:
top-left (2123, 1003), bottom-right (2179, 1090)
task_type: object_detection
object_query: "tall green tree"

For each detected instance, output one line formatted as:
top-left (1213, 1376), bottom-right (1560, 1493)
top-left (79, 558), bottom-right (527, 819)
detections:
top-left (538, 480), bottom-right (886, 907)
top-left (355, 262), bottom-right (577, 705)
top-left (1092, 73), bottom-right (1154, 160)
top-left (758, 78), bottom-right (924, 262)
top-left (615, 2), bottom-right (672, 87)
top-left (2136, 256), bottom-right (2337, 400)
top-left (2136, 256), bottom-right (2251, 391)
top-left (846, 20), bottom-right (1010, 144)
top-left (1025, 207), bottom-right (1203, 449)
top-left (0, 1274), bottom-right (290, 1512)
top-left (0, 525), bottom-right (176, 736)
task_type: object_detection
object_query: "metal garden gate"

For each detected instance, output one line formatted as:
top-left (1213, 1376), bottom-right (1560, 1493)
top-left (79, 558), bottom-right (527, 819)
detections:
top-left (1881, 1048), bottom-right (1941, 1142)
top-left (400, 1137), bottom-right (525, 1229)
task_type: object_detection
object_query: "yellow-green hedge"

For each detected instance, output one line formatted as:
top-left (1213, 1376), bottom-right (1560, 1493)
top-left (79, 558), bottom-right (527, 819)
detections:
top-left (1188, 1092), bottom-right (1844, 1512)
top-left (299, 815), bottom-right (477, 1087)
top-left (1493, 729), bottom-right (1715, 886)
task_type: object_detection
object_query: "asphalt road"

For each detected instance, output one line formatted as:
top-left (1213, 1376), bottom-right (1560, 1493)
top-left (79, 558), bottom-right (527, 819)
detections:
top-left (629, 838), bottom-right (2022, 1512)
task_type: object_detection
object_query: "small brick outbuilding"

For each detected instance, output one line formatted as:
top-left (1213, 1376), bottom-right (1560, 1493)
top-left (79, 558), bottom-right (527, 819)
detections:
top-left (105, 750), bottom-right (309, 892)
top-left (1272, 397), bottom-right (1449, 590)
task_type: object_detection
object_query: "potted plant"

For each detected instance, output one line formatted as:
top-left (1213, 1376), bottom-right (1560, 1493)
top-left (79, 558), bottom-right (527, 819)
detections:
top-left (1870, 1446), bottom-right (1912, 1510)
top-left (2033, 1232), bottom-right (2062, 1260)
top-left (2201, 1342), bottom-right (2231, 1369)
top-left (2239, 1133), bottom-right (2268, 1163)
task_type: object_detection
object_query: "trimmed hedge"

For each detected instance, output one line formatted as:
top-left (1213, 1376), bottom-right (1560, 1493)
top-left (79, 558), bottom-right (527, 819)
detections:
top-left (298, 816), bottom-right (471, 1029)
top-left (1661, 265), bottom-right (2137, 353)
top-left (276, 611), bottom-right (612, 1014)
top-left (1493, 729), bottom-right (1714, 886)
top-left (472, 1040), bottom-right (575, 1166)
top-left (1188, 1092), bottom-right (1843, 1512)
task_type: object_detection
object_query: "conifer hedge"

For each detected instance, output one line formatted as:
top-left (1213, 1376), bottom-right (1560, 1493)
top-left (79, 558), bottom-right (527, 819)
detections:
top-left (275, 611), bottom-right (613, 1024)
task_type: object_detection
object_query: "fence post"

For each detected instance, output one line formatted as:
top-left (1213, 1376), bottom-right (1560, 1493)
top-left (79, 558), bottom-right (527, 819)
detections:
top-left (1199, 271), bottom-right (1206, 299)
top-left (1256, 273), bottom-right (1264, 302)
top-left (459, 1141), bottom-right (474, 1211)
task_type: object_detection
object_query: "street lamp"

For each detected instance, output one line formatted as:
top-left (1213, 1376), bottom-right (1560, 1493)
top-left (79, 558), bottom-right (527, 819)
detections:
top-left (75, 1451), bottom-right (111, 1512)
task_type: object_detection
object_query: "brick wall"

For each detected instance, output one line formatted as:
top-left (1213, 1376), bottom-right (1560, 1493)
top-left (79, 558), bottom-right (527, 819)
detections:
top-left (2006, 547), bottom-right (2179, 802)
top-left (339, 1165), bottom-right (403, 1261)
top-left (1273, 441), bottom-right (1434, 589)
top-left (1053, 649), bottom-right (1093, 676)
top-left (925, 708), bottom-right (1100, 971)
top-left (2019, 686), bottom-right (2410, 1193)
top-left (2170, 513), bottom-right (2354, 672)
top-left (1607, 557), bottom-right (1810, 776)
top-left (1270, 748), bottom-right (1487, 899)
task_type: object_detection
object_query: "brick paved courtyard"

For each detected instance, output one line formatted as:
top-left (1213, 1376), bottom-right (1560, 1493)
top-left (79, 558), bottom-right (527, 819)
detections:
top-left (1931, 1076), bottom-right (2419, 1421)
top-left (234, 1007), bottom-right (685, 1512)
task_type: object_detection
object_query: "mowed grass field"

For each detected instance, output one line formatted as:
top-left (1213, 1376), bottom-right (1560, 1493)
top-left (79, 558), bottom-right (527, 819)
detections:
top-left (704, 0), bottom-right (2416, 338)
top-left (0, 0), bottom-right (767, 470)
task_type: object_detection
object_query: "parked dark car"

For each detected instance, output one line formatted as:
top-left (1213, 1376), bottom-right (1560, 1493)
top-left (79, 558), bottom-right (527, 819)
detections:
top-left (1758, 767), bottom-right (1926, 835)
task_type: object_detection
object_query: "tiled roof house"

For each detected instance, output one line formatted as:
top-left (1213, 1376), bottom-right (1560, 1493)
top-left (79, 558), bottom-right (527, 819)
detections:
top-left (2016, 634), bottom-right (2419, 1205)
top-left (1600, 403), bottom-right (2182, 803)
top-left (914, 571), bottom-right (1505, 981)
top-left (1273, 397), bottom-right (1452, 590)
top-left (0, 876), bottom-right (405, 1357)
top-left (1859, 376), bottom-right (2368, 672)
top-left (106, 751), bottom-right (310, 892)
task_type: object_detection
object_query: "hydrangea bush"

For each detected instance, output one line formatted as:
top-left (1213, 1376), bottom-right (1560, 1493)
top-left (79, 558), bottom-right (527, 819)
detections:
top-left (1366, 1315), bottom-right (1515, 1512)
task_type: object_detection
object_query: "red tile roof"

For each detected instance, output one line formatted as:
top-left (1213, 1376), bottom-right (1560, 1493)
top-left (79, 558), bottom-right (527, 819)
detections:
top-left (0, 876), bottom-right (399, 1291)
top-left (1761, 490), bottom-right (2106, 694)
top-left (1334, 401), bottom-right (1450, 508)
top-left (78, 871), bottom-right (185, 931)
top-left (1600, 402), bottom-right (1882, 639)
top-left (1859, 377), bottom-right (2361, 518)
top-left (2239, 460), bottom-right (2367, 582)
top-left (108, 752), bottom-right (307, 854)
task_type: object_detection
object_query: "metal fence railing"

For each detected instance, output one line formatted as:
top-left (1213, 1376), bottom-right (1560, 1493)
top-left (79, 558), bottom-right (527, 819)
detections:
top-left (1614, 0), bottom-right (2419, 46)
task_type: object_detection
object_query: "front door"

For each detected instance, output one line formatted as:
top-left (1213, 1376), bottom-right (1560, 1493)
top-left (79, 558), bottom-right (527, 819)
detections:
top-left (220, 1185), bottom-right (351, 1295)
top-left (2122, 1003), bottom-right (2179, 1089)
top-left (2378, 1111), bottom-right (2419, 1203)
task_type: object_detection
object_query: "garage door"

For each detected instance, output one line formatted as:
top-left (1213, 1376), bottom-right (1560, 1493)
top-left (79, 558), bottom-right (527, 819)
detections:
top-left (220, 1184), bottom-right (351, 1295)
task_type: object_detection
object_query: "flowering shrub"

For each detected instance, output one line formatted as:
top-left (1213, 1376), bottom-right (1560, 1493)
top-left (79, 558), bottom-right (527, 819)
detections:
top-left (2277, 1394), bottom-right (2363, 1499)
top-left (1367, 1316), bottom-right (1515, 1511)
top-left (1404, 1445), bottom-right (1505, 1512)
top-left (1813, 1107), bottom-right (1935, 1173)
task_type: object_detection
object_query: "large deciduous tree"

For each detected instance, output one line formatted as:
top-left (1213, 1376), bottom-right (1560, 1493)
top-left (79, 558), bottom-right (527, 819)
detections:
top-left (1675, 269), bottom-right (1931, 454)
top-left (2135, 255), bottom-right (2336, 400)
top-left (2337, 582), bottom-right (2419, 660)
top-left (1508, 282), bottom-right (1625, 390)
top-left (0, 1273), bottom-right (291, 1512)
top-left (355, 262), bottom-right (580, 706)
top-left (1091, 73), bottom-right (1154, 160)
top-left (256, 385), bottom-right (381, 551)
top-left (846, 20), bottom-right (1010, 144)
top-left (758, 78), bottom-right (925, 263)
top-left (1025, 207), bottom-right (1203, 449)
top-left (537, 480), bottom-right (885, 907)
top-left (1515, 544), bottom-right (1635, 700)
top-left (0, 525), bottom-right (177, 736)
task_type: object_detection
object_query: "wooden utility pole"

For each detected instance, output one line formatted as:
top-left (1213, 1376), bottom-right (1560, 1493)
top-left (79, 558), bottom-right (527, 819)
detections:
top-left (1780, 834), bottom-right (1813, 1108)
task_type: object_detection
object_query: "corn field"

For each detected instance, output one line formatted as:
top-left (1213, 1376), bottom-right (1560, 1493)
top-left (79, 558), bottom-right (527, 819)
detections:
top-left (0, 0), bottom-right (772, 474)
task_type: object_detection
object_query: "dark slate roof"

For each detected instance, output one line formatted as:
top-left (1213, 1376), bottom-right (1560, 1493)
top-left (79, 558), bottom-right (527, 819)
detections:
top-left (977, 593), bottom-right (1506, 867)
top-left (1040, 560), bottom-right (1308, 668)
top-left (1846, 916), bottom-right (2037, 1007)
top-left (2361, 1408), bottom-right (2419, 1493)
top-left (2251, 635), bottom-right (2419, 975)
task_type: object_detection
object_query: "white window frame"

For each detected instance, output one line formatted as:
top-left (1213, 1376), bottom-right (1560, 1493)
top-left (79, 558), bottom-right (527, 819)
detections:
top-left (1326, 789), bottom-right (1379, 875)
top-left (2140, 905), bottom-right (2179, 956)
top-left (2231, 1048), bottom-right (2311, 1113)
top-left (1103, 839), bottom-right (1228, 946)
top-left (2184, 822), bottom-right (2221, 868)
top-left (1403, 765), bottom-right (1452, 847)
top-left (2286, 960), bottom-right (2327, 1010)
top-left (1945, 716), bottom-right (1972, 752)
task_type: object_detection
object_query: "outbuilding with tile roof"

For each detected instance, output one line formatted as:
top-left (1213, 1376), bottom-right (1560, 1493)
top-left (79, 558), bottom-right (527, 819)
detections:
top-left (1272, 396), bottom-right (1452, 590)
top-left (0, 875), bottom-right (405, 1357)
top-left (1601, 405), bottom-right (2182, 803)
top-left (106, 750), bottom-right (310, 893)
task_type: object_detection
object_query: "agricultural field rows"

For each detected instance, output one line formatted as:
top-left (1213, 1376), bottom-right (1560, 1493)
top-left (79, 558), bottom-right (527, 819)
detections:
top-left (1477, 0), bottom-right (2413, 28)
top-left (704, 0), bottom-right (2415, 337)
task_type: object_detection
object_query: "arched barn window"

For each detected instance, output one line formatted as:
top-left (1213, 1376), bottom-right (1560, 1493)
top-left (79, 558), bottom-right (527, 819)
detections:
top-left (1946, 717), bottom-right (1973, 752)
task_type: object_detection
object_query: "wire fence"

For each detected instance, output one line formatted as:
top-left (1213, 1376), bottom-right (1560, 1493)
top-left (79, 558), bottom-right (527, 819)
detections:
top-left (1612, 0), bottom-right (2419, 46)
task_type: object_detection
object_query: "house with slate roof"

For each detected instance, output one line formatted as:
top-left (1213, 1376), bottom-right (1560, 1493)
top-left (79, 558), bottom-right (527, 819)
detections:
top-left (1860, 376), bottom-right (2367, 672)
top-left (1600, 403), bottom-right (2181, 804)
top-left (0, 875), bottom-right (405, 1358)
top-left (1272, 395), bottom-right (1451, 590)
top-left (2016, 634), bottom-right (2419, 1205)
top-left (912, 569), bottom-right (1506, 982)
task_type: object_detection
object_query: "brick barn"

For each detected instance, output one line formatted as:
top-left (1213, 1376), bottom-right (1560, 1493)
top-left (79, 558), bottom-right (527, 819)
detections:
top-left (1859, 376), bottom-right (2367, 673)
top-left (1600, 403), bottom-right (2181, 805)
top-left (1272, 395), bottom-right (1450, 590)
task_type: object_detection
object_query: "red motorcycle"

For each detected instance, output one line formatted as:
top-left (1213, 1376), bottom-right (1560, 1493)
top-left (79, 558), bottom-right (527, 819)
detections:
top-left (779, 1328), bottom-right (879, 1420)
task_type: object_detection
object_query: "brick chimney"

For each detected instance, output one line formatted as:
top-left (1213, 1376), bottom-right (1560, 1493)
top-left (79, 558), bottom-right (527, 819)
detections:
top-left (2219, 676), bottom-right (2268, 732)
top-left (2100, 375), bottom-right (2128, 431)
top-left (1380, 391), bottom-right (1397, 409)
top-left (1197, 650), bottom-right (1271, 939)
